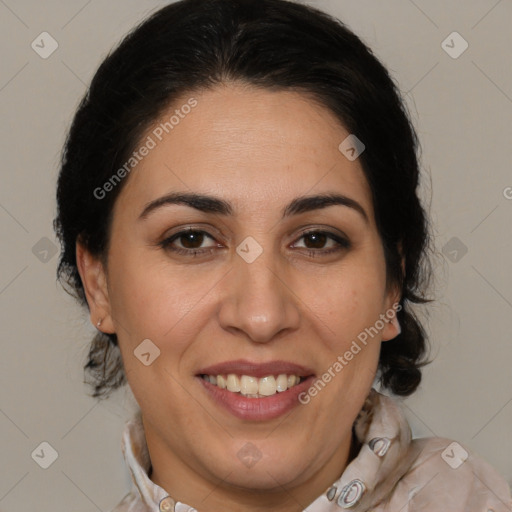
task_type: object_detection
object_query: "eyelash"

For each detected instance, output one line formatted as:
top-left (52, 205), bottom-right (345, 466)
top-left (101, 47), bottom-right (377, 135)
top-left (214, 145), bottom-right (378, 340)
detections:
top-left (159, 228), bottom-right (351, 258)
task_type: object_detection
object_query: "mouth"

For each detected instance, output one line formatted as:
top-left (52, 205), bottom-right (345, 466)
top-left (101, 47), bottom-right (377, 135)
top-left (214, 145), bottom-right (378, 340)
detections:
top-left (195, 359), bottom-right (316, 420)
top-left (198, 373), bottom-right (309, 398)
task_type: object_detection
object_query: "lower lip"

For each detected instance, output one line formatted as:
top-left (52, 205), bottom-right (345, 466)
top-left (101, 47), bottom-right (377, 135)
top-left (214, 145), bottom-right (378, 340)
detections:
top-left (196, 376), bottom-right (315, 421)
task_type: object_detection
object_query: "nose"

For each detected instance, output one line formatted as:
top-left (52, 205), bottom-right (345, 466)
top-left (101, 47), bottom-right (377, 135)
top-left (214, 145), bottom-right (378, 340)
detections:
top-left (217, 245), bottom-right (301, 344)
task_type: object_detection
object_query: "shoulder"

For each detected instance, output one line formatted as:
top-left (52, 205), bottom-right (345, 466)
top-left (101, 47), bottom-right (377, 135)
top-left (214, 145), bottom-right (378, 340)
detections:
top-left (385, 436), bottom-right (512, 512)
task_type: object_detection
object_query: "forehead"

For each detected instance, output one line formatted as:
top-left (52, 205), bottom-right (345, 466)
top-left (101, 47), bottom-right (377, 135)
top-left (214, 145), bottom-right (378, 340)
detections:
top-left (115, 83), bottom-right (374, 223)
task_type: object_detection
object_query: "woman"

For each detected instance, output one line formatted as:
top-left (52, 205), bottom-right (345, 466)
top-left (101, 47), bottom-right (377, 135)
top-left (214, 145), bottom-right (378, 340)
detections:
top-left (53, 0), bottom-right (512, 510)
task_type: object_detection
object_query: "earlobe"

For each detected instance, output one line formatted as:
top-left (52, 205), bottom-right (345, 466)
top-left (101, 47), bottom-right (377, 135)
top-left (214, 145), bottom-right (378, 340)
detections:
top-left (382, 281), bottom-right (403, 342)
top-left (381, 302), bottom-right (402, 342)
top-left (75, 240), bottom-right (115, 333)
top-left (390, 314), bottom-right (401, 335)
top-left (381, 243), bottom-right (405, 342)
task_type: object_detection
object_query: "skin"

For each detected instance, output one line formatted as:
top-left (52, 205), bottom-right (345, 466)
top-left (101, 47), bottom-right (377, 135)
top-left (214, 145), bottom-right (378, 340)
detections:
top-left (77, 82), bottom-right (401, 512)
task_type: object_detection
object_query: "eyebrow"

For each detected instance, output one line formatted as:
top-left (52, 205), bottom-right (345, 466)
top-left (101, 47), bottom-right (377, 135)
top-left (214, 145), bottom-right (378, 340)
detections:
top-left (138, 191), bottom-right (369, 223)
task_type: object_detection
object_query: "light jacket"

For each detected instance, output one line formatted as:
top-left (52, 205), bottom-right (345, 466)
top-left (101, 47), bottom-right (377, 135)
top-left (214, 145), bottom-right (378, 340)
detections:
top-left (111, 388), bottom-right (512, 511)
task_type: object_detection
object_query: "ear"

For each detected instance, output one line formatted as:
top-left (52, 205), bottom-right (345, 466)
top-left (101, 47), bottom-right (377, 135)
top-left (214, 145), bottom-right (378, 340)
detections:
top-left (381, 244), bottom-right (405, 342)
top-left (76, 239), bottom-right (115, 334)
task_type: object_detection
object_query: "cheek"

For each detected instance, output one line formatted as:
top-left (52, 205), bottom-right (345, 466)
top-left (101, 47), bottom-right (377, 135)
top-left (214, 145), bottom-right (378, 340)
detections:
top-left (106, 245), bottom-right (163, 328)
top-left (107, 230), bottom-right (388, 358)
top-left (107, 245), bottom-right (218, 348)
top-left (316, 264), bottom-right (387, 341)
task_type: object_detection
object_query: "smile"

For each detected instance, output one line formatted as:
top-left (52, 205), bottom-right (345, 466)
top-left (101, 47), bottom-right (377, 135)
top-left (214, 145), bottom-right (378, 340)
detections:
top-left (199, 374), bottom-right (306, 398)
top-left (195, 359), bottom-right (316, 420)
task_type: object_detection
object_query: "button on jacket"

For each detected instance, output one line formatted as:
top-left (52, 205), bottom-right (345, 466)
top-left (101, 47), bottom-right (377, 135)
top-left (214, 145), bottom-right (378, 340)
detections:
top-left (111, 389), bottom-right (512, 511)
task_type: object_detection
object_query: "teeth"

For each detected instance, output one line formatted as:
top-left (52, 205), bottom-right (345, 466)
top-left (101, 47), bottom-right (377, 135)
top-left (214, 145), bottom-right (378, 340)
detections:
top-left (276, 374), bottom-right (288, 392)
top-left (216, 375), bottom-right (226, 389)
top-left (202, 373), bottom-right (305, 397)
top-left (226, 374), bottom-right (241, 392)
top-left (240, 375), bottom-right (259, 395)
top-left (258, 376), bottom-right (276, 396)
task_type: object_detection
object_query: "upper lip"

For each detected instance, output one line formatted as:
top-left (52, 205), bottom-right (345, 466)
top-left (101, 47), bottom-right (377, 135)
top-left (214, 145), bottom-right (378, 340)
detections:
top-left (196, 359), bottom-right (315, 378)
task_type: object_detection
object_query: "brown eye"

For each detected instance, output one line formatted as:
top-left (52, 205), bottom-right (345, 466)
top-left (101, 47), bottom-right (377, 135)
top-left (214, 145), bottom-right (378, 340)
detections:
top-left (293, 230), bottom-right (350, 257)
top-left (177, 231), bottom-right (207, 249)
top-left (303, 232), bottom-right (328, 249)
top-left (160, 229), bottom-right (218, 256)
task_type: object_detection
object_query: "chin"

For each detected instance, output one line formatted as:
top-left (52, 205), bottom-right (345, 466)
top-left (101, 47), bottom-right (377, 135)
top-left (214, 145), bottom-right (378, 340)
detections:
top-left (223, 463), bottom-right (303, 491)
top-left (209, 447), bottom-right (311, 491)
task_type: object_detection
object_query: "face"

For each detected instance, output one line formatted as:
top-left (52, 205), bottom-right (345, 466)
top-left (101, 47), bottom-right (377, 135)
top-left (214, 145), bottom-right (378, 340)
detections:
top-left (77, 82), bottom-right (401, 507)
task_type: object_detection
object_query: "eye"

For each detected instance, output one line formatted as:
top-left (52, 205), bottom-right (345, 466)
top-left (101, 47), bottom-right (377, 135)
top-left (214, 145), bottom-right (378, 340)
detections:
top-left (160, 228), bottom-right (218, 257)
top-left (159, 227), bottom-right (350, 258)
top-left (292, 230), bottom-right (350, 257)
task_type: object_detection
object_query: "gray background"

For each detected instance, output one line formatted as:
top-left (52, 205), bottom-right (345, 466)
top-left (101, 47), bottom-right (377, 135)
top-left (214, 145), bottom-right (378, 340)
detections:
top-left (1, 0), bottom-right (511, 510)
